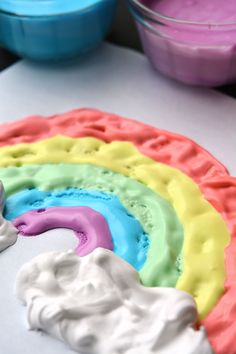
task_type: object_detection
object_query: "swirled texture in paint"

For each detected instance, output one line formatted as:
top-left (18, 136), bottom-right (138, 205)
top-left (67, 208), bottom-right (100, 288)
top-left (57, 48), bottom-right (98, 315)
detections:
top-left (16, 248), bottom-right (213, 354)
top-left (14, 206), bottom-right (113, 256)
top-left (0, 108), bottom-right (227, 183)
top-left (0, 135), bottom-right (229, 318)
top-left (1, 163), bottom-right (184, 279)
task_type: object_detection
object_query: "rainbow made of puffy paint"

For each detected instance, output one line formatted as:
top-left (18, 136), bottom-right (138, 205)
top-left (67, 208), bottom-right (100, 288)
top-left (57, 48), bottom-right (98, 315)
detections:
top-left (0, 108), bottom-right (235, 354)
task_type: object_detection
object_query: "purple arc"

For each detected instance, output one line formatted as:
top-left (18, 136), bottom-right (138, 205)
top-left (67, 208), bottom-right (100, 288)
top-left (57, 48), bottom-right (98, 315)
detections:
top-left (13, 206), bottom-right (113, 256)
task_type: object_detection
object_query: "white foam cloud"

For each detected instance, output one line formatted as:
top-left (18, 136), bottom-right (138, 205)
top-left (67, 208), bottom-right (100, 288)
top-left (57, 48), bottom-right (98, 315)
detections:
top-left (16, 248), bottom-right (212, 354)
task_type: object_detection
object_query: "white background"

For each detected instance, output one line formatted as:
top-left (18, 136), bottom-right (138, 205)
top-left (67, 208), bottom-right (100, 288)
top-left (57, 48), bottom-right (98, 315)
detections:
top-left (0, 43), bottom-right (235, 354)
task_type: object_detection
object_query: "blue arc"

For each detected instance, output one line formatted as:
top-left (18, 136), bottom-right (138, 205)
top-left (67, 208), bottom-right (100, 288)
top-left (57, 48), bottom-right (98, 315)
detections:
top-left (4, 187), bottom-right (149, 270)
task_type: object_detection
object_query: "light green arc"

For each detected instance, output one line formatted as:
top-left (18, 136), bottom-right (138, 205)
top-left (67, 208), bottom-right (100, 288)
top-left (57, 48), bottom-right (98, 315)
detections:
top-left (0, 163), bottom-right (184, 287)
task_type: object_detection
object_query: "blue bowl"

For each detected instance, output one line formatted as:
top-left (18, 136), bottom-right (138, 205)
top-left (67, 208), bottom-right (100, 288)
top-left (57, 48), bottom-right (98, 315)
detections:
top-left (0, 0), bottom-right (117, 61)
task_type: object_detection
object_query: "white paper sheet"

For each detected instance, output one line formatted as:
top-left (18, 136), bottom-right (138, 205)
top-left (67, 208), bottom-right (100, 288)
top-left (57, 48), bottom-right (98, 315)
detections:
top-left (0, 43), bottom-right (235, 173)
top-left (0, 42), bottom-right (235, 354)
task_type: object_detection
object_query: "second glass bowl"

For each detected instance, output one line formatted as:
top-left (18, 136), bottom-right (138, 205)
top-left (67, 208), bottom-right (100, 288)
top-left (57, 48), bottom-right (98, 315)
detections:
top-left (129, 0), bottom-right (236, 87)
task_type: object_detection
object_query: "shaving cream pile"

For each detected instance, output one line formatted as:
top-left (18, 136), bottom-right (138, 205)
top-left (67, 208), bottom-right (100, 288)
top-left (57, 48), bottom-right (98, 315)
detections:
top-left (0, 108), bottom-right (235, 354)
top-left (16, 248), bottom-right (212, 354)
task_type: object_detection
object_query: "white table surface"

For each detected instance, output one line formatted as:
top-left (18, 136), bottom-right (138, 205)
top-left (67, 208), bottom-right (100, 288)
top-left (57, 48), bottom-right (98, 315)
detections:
top-left (0, 42), bottom-right (235, 354)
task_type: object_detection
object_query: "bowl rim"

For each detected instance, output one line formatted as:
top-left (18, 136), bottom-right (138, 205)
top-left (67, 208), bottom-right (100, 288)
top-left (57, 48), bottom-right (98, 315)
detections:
top-left (0, 0), bottom-right (114, 18)
top-left (129, 0), bottom-right (236, 27)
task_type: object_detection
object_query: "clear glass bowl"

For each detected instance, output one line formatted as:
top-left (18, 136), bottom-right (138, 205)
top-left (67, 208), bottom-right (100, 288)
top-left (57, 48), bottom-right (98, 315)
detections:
top-left (0, 0), bottom-right (117, 61)
top-left (128, 0), bottom-right (236, 87)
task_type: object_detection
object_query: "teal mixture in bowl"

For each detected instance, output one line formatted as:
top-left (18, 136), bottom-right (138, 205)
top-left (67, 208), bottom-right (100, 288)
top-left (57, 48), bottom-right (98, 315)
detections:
top-left (0, 0), bottom-right (117, 61)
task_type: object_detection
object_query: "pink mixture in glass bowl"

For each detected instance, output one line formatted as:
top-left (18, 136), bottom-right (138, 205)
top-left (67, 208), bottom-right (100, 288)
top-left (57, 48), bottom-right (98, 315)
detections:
top-left (128, 0), bottom-right (236, 86)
